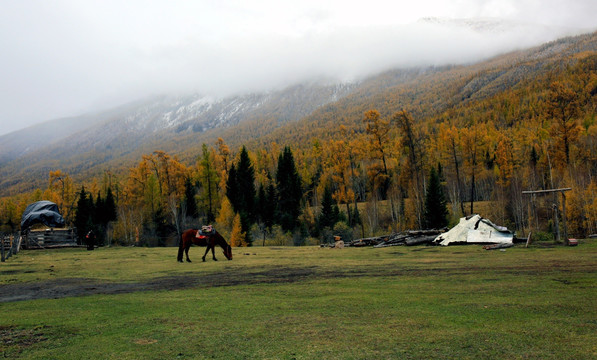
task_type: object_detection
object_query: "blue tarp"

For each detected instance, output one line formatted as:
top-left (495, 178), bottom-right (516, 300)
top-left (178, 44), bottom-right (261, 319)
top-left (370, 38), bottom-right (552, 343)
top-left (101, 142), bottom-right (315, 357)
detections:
top-left (20, 200), bottom-right (65, 230)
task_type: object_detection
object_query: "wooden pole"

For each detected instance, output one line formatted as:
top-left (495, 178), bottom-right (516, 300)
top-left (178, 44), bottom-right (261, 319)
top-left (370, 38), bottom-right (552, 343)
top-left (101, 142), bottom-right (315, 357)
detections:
top-left (1, 236), bottom-right (5, 262)
top-left (562, 192), bottom-right (568, 245)
top-left (525, 232), bottom-right (532, 248)
top-left (553, 195), bottom-right (561, 243)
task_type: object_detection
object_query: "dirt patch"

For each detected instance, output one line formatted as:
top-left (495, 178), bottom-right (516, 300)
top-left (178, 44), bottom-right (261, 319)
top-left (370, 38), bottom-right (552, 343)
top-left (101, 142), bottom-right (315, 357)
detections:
top-left (1, 325), bottom-right (49, 356)
top-left (1, 263), bottom-right (594, 303)
top-left (0, 270), bottom-right (20, 275)
top-left (410, 248), bottom-right (439, 252)
top-left (133, 339), bottom-right (158, 345)
top-left (0, 267), bottom-right (320, 303)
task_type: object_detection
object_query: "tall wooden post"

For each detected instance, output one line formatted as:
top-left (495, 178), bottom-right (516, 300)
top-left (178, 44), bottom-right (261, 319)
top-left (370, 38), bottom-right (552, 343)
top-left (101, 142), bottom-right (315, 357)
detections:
top-left (553, 198), bottom-right (560, 243)
top-left (561, 192), bottom-right (568, 245)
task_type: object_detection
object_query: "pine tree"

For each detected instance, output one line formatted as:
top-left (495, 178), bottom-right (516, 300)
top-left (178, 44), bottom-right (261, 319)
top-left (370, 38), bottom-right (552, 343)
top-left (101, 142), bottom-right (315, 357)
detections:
top-left (223, 147), bottom-right (256, 245)
top-left (265, 180), bottom-right (276, 229)
top-left (229, 146), bottom-right (256, 245)
top-left (95, 191), bottom-right (104, 222)
top-left (184, 178), bottom-right (198, 220)
top-left (152, 206), bottom-right (172, 246)
top-left (74, 186), bottom-right (92, 242)
top-left (256, 183), bottom-right (267, 226)
top-left (318, 185), bottom-right (337, 229)
top-left (236, 146), bottom-right (256, 223)
top-left (255, 174), bottom-right (276, 231)
top-left (104, 187), bottom-right (117, 223)
top-left (423, 166), bottom-right (449, 230)
top-left (275, 146), bottom-right (302, 232)
top-left (93, 191), bottom-right (106, 245)
top-left (183, 177), bottom-right (199, 220)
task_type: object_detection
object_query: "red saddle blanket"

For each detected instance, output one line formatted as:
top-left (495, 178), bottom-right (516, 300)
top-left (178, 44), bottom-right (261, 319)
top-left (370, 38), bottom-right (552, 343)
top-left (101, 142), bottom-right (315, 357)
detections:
top-left (196, 225), bottom-right (214, 239)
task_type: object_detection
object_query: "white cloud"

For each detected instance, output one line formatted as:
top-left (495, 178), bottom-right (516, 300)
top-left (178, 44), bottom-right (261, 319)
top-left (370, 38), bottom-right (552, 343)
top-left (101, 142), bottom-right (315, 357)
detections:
top-left (1, 0), bottom-right (595, 135)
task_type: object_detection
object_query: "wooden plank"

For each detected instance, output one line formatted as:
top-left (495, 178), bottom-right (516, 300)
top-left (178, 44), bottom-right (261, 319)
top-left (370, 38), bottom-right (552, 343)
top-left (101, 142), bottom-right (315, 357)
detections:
top-left (483, 242), bottom-right (514, 250)
top-left (522, 188), bottom-right (572, 194)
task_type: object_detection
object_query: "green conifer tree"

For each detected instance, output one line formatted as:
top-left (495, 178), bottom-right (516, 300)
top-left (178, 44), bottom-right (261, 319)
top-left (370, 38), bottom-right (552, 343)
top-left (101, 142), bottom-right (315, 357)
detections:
top-left (184, 177), bottom-right (199, 220)
top-left (318, 185), bottom-right (338, 229)
top-left (105, 187), bottom-right (117, 223)
top-left (74, 186), bottom-right (91, 242)
top-left (275, 146), bottom-right (302, 232)
top-left (423, 166), bottom-right (449, 230)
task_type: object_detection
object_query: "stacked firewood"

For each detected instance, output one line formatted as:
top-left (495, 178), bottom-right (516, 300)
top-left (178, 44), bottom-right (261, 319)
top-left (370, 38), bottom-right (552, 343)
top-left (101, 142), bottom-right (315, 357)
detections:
top-left (349, 229), bottom-right (447, 248)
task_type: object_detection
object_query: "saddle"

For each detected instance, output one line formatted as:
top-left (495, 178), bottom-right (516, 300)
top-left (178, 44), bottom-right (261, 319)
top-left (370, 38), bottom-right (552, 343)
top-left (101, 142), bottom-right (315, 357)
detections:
top-left (196, 225), bottom-right (215, 239)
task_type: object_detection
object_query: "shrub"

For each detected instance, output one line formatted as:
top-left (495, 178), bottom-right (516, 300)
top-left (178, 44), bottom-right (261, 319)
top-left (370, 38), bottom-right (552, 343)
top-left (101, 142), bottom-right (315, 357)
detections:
top-left (533, 231), bottom-right (554, 242)
top-left (332, 222), bottom-right (353, 243)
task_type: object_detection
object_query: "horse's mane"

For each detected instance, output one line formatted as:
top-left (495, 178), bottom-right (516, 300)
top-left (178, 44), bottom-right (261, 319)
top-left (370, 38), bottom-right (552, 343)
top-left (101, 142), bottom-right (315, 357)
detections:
top-left (212, 230), bottom-right (228, 246)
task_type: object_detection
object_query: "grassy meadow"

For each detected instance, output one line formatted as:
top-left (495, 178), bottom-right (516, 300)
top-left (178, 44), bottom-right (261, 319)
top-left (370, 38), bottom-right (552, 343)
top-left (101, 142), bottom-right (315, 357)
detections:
top-left (1, 241), bottom-right (596, 359)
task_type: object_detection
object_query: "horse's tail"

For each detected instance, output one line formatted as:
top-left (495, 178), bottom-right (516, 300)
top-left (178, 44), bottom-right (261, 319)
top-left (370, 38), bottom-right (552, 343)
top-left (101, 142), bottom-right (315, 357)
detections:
top-left (177, 231), bottom-right (185, 262)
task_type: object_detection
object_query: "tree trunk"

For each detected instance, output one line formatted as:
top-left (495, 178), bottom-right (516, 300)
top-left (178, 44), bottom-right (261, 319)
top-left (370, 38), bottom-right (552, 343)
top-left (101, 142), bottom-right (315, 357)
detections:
top-left (451, 137), bottom-right (465, 216)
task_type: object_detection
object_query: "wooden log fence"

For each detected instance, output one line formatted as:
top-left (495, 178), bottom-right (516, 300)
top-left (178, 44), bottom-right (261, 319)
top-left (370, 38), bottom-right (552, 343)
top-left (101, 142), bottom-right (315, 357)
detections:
top-left (1, 232), bottom-right (21, 262)
top-left (23, 228), bottom-right (78, 249)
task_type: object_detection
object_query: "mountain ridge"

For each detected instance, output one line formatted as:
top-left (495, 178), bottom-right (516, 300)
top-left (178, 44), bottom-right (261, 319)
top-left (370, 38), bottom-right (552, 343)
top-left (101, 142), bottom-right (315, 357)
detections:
top-left (1, 31), bottom-right (596, 196)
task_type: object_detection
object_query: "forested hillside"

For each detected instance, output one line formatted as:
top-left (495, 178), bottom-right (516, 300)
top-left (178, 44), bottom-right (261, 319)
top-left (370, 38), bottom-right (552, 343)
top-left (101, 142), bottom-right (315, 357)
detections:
top-left (1, 32), bottom-right (595, 245)
top-left (0, 82), bottom-right (360, 195)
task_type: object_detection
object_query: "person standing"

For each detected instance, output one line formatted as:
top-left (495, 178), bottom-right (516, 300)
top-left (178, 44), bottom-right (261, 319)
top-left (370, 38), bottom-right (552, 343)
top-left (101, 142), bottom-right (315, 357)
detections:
top-left (86, 230), bottom-right (95, 250)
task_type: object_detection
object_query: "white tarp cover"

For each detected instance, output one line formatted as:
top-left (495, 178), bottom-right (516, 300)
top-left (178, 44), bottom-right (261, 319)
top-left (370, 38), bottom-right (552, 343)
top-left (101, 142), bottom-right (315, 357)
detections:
top-left (434, 214), bottom-right (513, 246)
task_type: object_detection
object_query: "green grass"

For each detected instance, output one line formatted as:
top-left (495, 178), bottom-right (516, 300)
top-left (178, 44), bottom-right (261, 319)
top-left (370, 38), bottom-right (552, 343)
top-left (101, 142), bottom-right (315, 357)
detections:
top-left (1, 241), bottom-right (596, 359)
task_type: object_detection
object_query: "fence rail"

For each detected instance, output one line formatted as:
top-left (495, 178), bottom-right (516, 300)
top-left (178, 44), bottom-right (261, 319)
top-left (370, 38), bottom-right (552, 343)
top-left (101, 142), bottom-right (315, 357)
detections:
top-left (1, 232), bottom-right (21, 262)
top-left (23, 228), bottom-right (78, 249)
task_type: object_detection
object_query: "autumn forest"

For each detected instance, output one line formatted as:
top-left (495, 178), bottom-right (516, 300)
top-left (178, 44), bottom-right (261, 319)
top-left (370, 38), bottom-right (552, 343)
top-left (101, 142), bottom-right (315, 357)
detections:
top-left (1, 33), bottom-right (596, 246)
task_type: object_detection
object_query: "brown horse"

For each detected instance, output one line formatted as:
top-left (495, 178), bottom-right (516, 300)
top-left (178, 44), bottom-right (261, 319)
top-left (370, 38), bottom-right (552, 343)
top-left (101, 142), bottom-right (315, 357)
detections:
top-left (177, 228), bottom-right (233, 262)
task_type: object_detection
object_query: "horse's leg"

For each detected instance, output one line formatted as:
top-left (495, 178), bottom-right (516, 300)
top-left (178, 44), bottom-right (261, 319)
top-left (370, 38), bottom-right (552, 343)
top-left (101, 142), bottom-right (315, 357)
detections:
top-left (211, 243), bottom-right (218, 261)
top-left (177, 244), bottom-right (184, 262)
top-left (202, 245), bottom-right (211, 262)
top-left (185, 244), bottom-right (192, 263)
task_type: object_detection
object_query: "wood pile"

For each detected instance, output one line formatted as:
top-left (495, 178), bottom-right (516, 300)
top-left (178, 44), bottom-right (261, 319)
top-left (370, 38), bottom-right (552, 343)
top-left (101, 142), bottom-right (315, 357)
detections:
top-left (349, 229), bottom-right (447, 248)
top-left (483, 242), bottom-right (515, 250)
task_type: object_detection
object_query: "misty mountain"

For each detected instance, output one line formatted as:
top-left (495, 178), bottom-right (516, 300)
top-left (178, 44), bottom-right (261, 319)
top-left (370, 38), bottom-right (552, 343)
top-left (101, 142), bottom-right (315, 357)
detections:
top-left (0, 80), bottom-right (361, 162)
top-left (0, 31), bottom-right (595, 196)
top-left (0, 80), bottom-right (365, 194)
top-left (418, 17), bottom-right (561, 35)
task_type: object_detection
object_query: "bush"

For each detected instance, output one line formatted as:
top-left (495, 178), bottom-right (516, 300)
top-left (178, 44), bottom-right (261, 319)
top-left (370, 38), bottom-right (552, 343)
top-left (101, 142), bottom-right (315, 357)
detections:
top-left (532, 231), bottom-right (554, 242)
top-left (332, 222), bottom-right (353, 243)
top-left (263, 225), bottom-right (292, 246)
top-left (320, 227), bottom-right (334, 244)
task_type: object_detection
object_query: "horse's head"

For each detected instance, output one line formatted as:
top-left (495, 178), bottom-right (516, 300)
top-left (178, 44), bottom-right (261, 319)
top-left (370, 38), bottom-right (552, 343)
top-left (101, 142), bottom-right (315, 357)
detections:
top-left (214, 230), bottom-right (233, 260)
top-left (224, 244), bottom-right (233, 260)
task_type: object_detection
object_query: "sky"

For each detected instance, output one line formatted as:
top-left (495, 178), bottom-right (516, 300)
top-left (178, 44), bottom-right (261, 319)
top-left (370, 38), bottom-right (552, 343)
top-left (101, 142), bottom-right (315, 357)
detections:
top-left (1, 0), bottom-right (596, 136)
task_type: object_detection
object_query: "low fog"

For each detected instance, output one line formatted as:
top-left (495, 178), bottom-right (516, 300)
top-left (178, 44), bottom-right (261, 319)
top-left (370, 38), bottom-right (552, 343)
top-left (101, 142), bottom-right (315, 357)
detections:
top-left (1, 0), bottom-right (595, 135)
